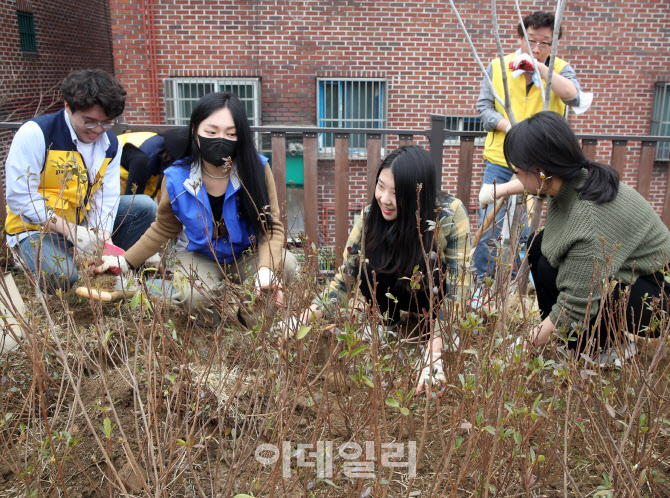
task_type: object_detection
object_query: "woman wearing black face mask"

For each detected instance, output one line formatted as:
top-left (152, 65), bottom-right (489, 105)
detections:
top-left (96, 92), bottom-right (296, 324)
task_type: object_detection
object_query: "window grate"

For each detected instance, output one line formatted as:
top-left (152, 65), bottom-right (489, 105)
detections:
top-left (317, 78), bottom-right (387, 157)
top-left (651, 83), bottom-right (670, 161)
top-left (444, 116), bottom-right (485, 146)
top-left (164, 78), bottom-right (261, 127)
top-left (17, 11), bottom-right (36, 52)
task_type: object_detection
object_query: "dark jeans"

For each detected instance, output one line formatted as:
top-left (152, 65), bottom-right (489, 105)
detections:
top-left (527, 230), bottom-right (670, 352)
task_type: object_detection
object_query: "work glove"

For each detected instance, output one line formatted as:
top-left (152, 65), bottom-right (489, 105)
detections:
top-left (274, 316), bottom-right (301, 340)
top-left (415, 350), bottom-right (446, 395)
top-left (509, 53), bottom-right (535, 72)
top-left (254, 267), bottom-right (276, 290)
top-left (67, 225), bottom-right (103, 255)
top-left (96, 255), bottom-right (129, 276)
top-left (478, 184), bottom-right (497, 209)
top-left (254, 267), bottom-right (283, 305)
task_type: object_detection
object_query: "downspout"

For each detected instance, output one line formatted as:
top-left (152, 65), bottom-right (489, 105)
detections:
top-left (142, 0), bottom-right (160, 123)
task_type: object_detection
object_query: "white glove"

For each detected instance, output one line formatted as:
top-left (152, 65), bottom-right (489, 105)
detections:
top-left (416, 350), bottom-right (446, 394)
top-left (479, 184), bottom-right (497, 209)
top-left (254, 267), bottom-right (276, 290)
top-left (96, 255), bottom-right (129, 275)
top-left (509, 52), bottom-right (535, 72)
top-left (274, 316), bottom-right (301, 340)
top-left (67, 225), bottom-right (102, 255)
top-left (255, 267), bottom-right (284, 305)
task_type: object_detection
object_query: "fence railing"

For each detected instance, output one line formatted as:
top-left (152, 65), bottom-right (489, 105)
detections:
top-left (2, 118), bottom-right (670, 263)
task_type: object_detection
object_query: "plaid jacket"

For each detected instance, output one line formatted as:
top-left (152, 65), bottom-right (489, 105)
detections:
top-left (313, 194), bottom-right (470, 319)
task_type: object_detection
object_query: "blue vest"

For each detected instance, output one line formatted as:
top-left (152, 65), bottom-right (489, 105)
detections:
top-left (164, 154), bottom-right (269, 263)
top-left (134, 133), bottom-right (164, 174)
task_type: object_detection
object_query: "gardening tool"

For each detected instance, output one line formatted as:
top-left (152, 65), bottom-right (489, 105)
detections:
top-left (75, 286), bottom-right (136, 302)
top-left (76, 275), bottom-right (175, 303)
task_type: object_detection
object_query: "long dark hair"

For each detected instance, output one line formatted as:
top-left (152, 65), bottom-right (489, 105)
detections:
top-left (504, 111), bottom-right (619, 203)
top-left (365, 145), bottom-right (438, 277)
top-left (186, 92), bottom-right (272, 238)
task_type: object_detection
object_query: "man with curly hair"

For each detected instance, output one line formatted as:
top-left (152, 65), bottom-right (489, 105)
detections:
top-left (5, 69), bottom-right (157, 293)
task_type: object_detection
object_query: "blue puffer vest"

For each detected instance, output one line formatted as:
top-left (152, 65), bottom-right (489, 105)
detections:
top-left (164, 154), bottom-right (268, 263)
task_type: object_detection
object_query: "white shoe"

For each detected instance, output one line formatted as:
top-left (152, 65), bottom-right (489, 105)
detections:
top-left (598, 341), bottom-right (637, 368)
top-left (145, 252), bottom-right (162, 269)
top-left (361, 322), bottom-right (397, 344)
top-left (444, 332), bottom-right (460, 352)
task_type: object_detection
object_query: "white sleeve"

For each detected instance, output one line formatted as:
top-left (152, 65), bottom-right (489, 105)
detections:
top-left (5, 121), bottom-right (49, 225)
top-left (87, 141), bottom-right (121, 233)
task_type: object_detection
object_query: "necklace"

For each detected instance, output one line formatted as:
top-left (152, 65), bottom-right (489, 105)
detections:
top-left (202, 169), bottom-right (230, 180)
top-left (202, 158), bottom-right (234, 180)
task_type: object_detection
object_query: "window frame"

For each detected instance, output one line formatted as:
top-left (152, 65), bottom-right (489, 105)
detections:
top-left (651, 82), bottom-right (670, 162)
top-left (316, 77), bottom-right (387, 158)
top-left (16, 10), bottom-right (37, 53)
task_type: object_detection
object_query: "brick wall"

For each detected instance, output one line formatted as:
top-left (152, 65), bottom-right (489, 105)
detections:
top-left (0, 0), bottom-right (116, 222)
top-left (109, 0), bottom-right (670, 240)
top-left (0, 0), bottom-right (115, 122)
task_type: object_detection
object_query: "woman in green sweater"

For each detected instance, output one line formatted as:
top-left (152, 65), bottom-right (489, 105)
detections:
top-left (486, 111), bottom-right (670, 362)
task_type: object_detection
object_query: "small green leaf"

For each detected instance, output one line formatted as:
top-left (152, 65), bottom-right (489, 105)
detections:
top-left (350, 345), bottom-right (368, 357)
top-left (130, 291), bottom-right (142, 310)
top-left (399, 407), bottom-right (410, 416)
top-left (385, 398), bottom-right (400, 408)
top-left (296, 325), bottom-right (312, 340)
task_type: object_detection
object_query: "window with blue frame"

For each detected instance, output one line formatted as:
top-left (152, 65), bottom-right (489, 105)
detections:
top-left (17, 11), bottom-right (36, 52)
top-left (317, 79), bottom-right (386, 156)
top-left (651, 82), bottom-right (670, 161)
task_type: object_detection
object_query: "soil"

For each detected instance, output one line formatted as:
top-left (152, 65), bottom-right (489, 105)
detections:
top-left (0, 271), bottom-right (669, 497)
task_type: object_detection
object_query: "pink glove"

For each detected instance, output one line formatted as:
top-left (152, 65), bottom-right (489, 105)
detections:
top-left (509, 53), bottom-right (535, 72)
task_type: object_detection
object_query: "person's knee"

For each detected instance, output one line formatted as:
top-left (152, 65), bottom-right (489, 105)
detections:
top-left (39, 266), bottom-right (78, 294)
top-left (132, 194), bottom-right (158, 220)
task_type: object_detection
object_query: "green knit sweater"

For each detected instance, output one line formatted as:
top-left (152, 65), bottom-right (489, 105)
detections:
top-left (542, 169), bottom-right (670, 326)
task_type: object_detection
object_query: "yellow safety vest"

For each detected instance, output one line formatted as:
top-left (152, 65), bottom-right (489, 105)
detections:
top-left (483, 53), bottom-right (569, 167)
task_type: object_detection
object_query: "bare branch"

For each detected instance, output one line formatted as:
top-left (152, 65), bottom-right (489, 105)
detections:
top-left (446, 0), bottom-right (508, 112)
top-left (545, 0), bottom-right (567, 110)
top-left (491, 0), bottom-right (516, 125)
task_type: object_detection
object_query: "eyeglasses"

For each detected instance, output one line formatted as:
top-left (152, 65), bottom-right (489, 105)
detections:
top-left (527, 39), bottom-right (552, 49)
top-left (77, 113), bottom-right (115, 130)
top-left (82, 119), bottom-right (115, 130)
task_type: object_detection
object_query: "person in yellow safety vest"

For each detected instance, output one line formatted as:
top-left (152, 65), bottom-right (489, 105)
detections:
top-left (117, 127), bottom-right (188, 199)
top-left (5, 69), bottom-right (157, 294)
top-left (471, 10), bottom-right (592, 299)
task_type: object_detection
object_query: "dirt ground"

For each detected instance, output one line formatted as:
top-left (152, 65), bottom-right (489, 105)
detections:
top-left (0, 270), bottom-right (669, 497)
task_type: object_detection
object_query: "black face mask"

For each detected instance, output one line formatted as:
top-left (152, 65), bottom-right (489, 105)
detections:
top-left (198, 135), bottom-right (238, 167)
